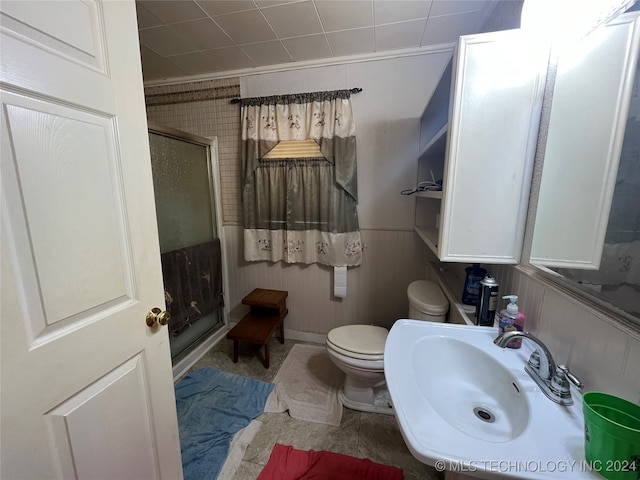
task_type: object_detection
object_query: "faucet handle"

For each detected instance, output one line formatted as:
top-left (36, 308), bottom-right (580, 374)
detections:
top-left (557, 364), bottom-right (583, 389)
top-left (528, 351), bottom-right (540, 369)
top-left (550, 366), bottom-right (572, 401)
top-left (550, 364), bottom-right (583, 403)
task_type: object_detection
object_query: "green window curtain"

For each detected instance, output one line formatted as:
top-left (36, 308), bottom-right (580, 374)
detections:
top-left (240, 90), bottom-right (362, 266)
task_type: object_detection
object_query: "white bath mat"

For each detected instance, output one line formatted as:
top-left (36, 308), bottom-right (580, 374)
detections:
top-left (264, 344), bottom-right (345, 426)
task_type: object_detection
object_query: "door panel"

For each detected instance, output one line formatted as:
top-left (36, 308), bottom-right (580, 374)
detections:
top-left (1, 0), bottom-right (106, 72)
top-left (45, 355), bottom-right (157, 479)
top-left (3, 93), bottom-right (131, 333)
top-left (1, 1), bottom-right (183, 478)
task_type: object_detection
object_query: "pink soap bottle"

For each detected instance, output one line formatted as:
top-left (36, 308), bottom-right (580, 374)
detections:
top-left (498, 295), bottom-right (525, 349)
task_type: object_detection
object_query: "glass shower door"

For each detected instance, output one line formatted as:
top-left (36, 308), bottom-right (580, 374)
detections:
top-left (148, 128), bottom-right (224, 362)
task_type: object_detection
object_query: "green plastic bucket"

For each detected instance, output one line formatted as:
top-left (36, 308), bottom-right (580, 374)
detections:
top-left (583, 392), bottom-right (640, 480)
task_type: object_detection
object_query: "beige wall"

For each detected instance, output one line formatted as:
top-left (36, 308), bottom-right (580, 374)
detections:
top-left (144, 53), bottom-right (446, 336)
top-left (224, 226), bottom-right (434, 331)
top-left (144, 55), bottom-right (639, 406)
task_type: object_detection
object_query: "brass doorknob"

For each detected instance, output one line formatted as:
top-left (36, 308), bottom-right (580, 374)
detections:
top-left (146, 308), bottom-right (171, 327)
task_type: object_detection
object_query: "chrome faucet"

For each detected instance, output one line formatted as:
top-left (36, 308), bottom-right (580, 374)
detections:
top-left (493, 331), bottom-right (583, 406)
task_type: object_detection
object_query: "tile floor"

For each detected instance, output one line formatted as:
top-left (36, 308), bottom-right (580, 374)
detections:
top-left (185, 336), bottom-right (443, 480)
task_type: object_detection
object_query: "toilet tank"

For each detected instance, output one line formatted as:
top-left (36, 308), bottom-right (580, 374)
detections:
top-left (407, 280), bottom-right (449, 322)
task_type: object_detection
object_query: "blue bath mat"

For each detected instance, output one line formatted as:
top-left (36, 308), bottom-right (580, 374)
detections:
top-left (175, 367), bottom-right (274, 480)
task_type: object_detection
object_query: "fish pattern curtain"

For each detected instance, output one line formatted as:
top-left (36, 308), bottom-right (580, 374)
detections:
top-left (241, 90), bottom-right (362, 266)
top-left (160, 239), bottom-right (224, 338)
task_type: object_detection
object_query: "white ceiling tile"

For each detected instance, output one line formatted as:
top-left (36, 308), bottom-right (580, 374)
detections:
top-left (169, 18), bottom-right (234, 50)
top-left (140, 45), bottom-right (189, 80)
top-left (315, 0), bottom-right (373, 32)
top-left (326, 28), bottom-right (375, 56)
top-left (261, 1), bottom-right (322, 38)
top-left (374, 0), bottom-right (432, 25)
top-left (169, 48), bottom-right (257, 74)
top-left (138, 26), bottom-right (198, 56)
top-left (135, 0), bottom-right (500, 81)
top-left (256, 0), bottom-right (300, 7)
top-left (201, 46), bottom-right (257, 70)
top-left (214, 9), bottom-right (277, 44)
top-left (167, 51), bottom-right (214, 74)
top-left (421, 10), bottom-right (480, 45)
top-left (375, 19), bottom-right (426, 50)
top-left (241, 41), bottom-right (293, 66)
top-left (136, 3), bottom-right (163, 29)
top-left (196, 0), bottom-right (257, 17)
top-left (282, 34), bottom-right (331, 61)
top-left (138, 1), bottom-right (207, 24)
top-left (429, 0), bottom-right (482, 17)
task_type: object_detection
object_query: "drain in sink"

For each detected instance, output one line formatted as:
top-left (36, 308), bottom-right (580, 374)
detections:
top-left (473, 407), bottom-right (496, 423)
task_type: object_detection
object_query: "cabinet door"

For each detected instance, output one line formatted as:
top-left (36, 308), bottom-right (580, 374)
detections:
top-left (439, 30), bottom-right (546, 263)
top-left (530, 12), bottom-right (640, 269)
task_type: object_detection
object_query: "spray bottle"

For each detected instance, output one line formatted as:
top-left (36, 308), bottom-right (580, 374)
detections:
top-left (476, 275), bottom-right (499, 326)
top-left (498, 295), bottom-right (525, 349)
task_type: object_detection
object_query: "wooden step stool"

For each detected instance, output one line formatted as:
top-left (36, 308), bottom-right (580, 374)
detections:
top-left (226, 288), bottom-right (288, 369)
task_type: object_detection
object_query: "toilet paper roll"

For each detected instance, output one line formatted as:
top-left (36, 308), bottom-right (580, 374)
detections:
top-left (333, 266), bottom-right (347, 298)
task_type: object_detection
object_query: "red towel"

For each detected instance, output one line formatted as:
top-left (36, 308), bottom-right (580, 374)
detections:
top-left (257, 444), bottom-right (404, 480)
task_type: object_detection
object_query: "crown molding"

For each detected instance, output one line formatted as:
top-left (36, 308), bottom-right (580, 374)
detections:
top-left (143, 43), bottom-right (455, 88)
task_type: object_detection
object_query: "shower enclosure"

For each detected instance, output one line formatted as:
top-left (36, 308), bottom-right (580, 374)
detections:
top-left (148, 123), bottom-right (226, 363)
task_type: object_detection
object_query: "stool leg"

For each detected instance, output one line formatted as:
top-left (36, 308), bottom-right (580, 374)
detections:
top-left (278, 320), bottom-right (285, 344)
top-left (264, 341), bottom-right (270, 369)
top-left (232, 340), bottom-right (239, 363)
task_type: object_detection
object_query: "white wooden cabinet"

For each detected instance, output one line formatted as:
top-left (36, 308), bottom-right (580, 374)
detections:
top-left (530, 12), bottom-right (640, 269)
top-left (414, 29), bottom-right (546, 264)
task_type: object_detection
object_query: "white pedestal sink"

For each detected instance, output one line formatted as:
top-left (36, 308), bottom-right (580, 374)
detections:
top-left (384, 320), bottom-right (601, 480)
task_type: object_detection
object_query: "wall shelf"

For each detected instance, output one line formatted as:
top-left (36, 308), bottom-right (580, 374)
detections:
top-left (419, 59), bottom-right (453, 151)
top-left (418, 124), bottom-right (448, 159)
top-left (413, 225), bottom-right (439, 253)
top-left (429, 264), bottom-right (475, 326)
top-left (414, 191), bottom-right (443, 199)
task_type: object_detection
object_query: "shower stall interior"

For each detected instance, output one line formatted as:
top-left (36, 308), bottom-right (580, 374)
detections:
top-left (147, 123), bottom-right (226, 363)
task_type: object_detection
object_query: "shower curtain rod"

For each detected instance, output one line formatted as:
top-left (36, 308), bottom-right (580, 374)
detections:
top-left (229, 87), bottom-right (363, 104)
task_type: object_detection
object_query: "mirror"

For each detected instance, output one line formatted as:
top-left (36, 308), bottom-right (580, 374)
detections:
top-left (529, 8), bottom-right (640, 323)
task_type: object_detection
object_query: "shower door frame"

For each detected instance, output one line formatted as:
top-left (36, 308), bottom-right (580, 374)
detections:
top-left (147, 122), bottom-right (230, 380)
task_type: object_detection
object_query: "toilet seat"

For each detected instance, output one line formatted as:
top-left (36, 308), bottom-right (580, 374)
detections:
top-left (326, 325), bottom-right (388, 360)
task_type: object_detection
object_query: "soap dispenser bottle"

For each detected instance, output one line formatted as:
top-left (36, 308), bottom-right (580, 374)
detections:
top-left (498, 295), bottom-right (525, 349)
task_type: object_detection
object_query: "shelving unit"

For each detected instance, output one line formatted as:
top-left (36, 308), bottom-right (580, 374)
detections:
top-left (414, 225), bottom-right (439, 254)
top-left (427, 263), bottom-right (498, 327)
top-left (418, 123), bottom-right (448, 159)
top-left (419, 60), bottom-right (453, 151)
top-left (429, 264), bottom-right (475, 326)
top-left (413, 29), bottom-right (546, 264)
top-left (413, 59), bottom-right (451, 255)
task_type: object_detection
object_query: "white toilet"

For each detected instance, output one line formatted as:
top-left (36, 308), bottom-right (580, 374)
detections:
top-left (326, 280), bottom-right (449, 414)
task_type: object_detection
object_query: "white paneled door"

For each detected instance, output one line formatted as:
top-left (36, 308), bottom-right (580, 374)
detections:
top-left (1, 1), bottom-right (183, 478)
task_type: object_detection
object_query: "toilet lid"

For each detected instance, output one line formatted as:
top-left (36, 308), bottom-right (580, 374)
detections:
top-left (407, 280), bottom-right (449, 315)
top-left (327, 325), bottom-right (388, 357)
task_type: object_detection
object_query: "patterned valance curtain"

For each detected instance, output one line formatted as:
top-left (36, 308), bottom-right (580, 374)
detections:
top-left (241, 90), bottom-right (362, 266)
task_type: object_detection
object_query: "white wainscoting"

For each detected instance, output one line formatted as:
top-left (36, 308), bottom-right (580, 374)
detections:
top-left (491, 264), bottom-right (640, 404)
top-left (223, 225), bottom-right (436, 334)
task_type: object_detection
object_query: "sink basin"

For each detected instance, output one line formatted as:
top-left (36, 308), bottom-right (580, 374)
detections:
top-left (385, 320), bottom-right (596, 480)
top-left (415, 336), bottom-right (529, 442)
